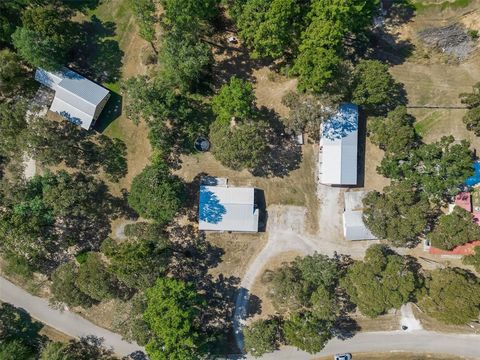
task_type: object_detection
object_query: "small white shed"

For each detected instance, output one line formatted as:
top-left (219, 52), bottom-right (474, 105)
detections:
top-left (343, 191), bottom-right (377, 241)
top-left (35, 67), bottom-right (110, 130)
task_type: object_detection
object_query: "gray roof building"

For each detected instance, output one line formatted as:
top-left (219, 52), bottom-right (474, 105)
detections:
top-left (199, 185), bottom-right (259, 232)
top-left (35, 68), bottom-right (110, 130)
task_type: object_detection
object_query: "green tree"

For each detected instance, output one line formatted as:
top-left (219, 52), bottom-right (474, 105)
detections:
top-left (267, 253), bottom-right (340, 313)
top-left (0, 101), bottom-right (28, 159)
top-left (0, 303), bottom-right (44, 352)
top-left (429, 207), bottom-right (480, 250)
top-left (128, 163), bottom-right (185, 223)
top-left (0, 339), bottom-right (35, 360)
top-left (368, 106), bottom-right (417, 156)
top-left (209, 119), bottom-right (268, 171)
top-left (352, 60), bottom-right (404, 115)
top-left (103, 236), bottom-right (172, 290)
top-left (293, 0), bottom-right (378, 93)
top-left (460, 82), bottom-right (480, 108)
top-left (144, 278), bottom-right (204, 360)
top-left (51, 262), bottom-right (95, 308)
top-left (419, 268), bottom-right (480, 325)
top-left (283, 312), bottom-right (331, 354)
top-left (129, 0), bottom-right (157, 48)
top-left (212, 77), bottom-right (256, 124)
top-left (463, 246), bottom-right (480, 272)
top-left (282, 91), bottom-right (339, 140)
top-left (0, 49), bottom-right (27, 99)
top-left (75, 253), bottom-right (119, 302)
top-left (0, 0), bottom-right (26, 45)
top-left (243, 317), bottom-right (282, 357)
top-left (159, 0), bottom-right (219, 36)
top-left (342, 244), bottom-right (419, 318)
top-left (160, 32), bottom-right (213, 91)
top-left (12, 5), bottom-right (74, 70)
top-left (40, 342), bottom-right (69, 360)
top-left (363, 182), bottom-right (431, 246)
top-left (237, 0), bottom-right (303, 59)
top-left (61, 336), bottom-right (115, 360)
top-left (463, 107), bottom-right (480, 135)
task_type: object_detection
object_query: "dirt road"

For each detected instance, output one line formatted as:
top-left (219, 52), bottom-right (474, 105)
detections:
top-left (0, 276), bottom-right (144, 357)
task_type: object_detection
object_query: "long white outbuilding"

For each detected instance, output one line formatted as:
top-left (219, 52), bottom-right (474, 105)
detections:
top-left (319, 103), bottom-right (359, 186)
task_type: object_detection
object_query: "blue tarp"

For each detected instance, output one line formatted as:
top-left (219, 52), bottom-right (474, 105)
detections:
top-left (465, 161), bottom-right (480, 187)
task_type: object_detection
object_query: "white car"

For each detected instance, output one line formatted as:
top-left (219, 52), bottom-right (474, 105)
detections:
top-left (334, 354), bottom-right (352, 360)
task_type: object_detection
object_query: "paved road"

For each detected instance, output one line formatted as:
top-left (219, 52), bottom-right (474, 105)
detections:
top-left (233, 330), bottom-right (480, 359)
top-left (0, 277), bottom-right (144, 357)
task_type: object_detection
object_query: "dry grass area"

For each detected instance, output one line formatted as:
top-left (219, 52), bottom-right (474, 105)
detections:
top-left (315, 353), bottom-right (471, 360)
top-left (364, 139), bottom-right (391, 192)
top-left (388, 2), bottom-right (480, 146)
top-left (207, 232), bottom-right (268, 279)
top-left (39, 325), bottom-right (73, 343)
top-left (351, 310), bottom-right (401, 332)
top-left (412, 306), bottom-right (480, 334)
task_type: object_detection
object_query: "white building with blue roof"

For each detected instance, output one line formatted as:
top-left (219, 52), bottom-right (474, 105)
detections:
top-left (35, 67), bottom-right (110, 130)
top-left (319, 103), bottom-right (359, 186)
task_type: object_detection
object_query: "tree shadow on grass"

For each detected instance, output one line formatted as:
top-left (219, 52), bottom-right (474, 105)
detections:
top-left (167, 221), bottom-right (241, 354)
top-left (71, 15), bottom-right (124, 84)
top-left (252, 107), bottom-right (302, 178)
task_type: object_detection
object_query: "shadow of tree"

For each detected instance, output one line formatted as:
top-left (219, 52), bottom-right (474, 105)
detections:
top-left (247, 294), bottom-right (262, 317)
top-left (71, 15), bottom-right (124, 84)
top-left (252, 107), bottom-right (302, 178)
top-left (59, 0), bottom-right (100, 12)
top-left (166, 221), bottom-right (241, 353)
top-left (213, 46), bottom-right (270, 88)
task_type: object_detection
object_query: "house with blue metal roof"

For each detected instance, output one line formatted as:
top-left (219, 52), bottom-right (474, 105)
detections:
top-left (35, 67), bottom-right (110, 130)
top-left (319, 103), bottom-right (359, 186)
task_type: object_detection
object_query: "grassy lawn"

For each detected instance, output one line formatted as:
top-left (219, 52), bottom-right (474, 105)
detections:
top-left (74, 0), bottom-right (152, 194)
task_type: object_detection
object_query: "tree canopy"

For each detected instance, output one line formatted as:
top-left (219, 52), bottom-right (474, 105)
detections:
top-left (236, 0), bottom-right (304, 59)
top-left (209, 119), bottom-right (269, 171)
top-left (144, 278), bottom-right (205, 360)
top-left (460, 82), bottom-right (480, 135)
top-left (243, 317), bottom-right (282, 357)
top-left (352, 60), bottom-right (405, 115)
top-left (419, 268), bottom-right (480, 325)
top-left (363, 182), bottom-right (432, 246)
top-left (12, 5), bottom-right (74, 69)
top-left (342, 244), bottom-right (420, 318)
top-left (212, 77), bottom-right (256, 124)
top-left (368, 106), bottom-right (417, 156)
top-left (0, 49), bottom-right (27, 99)
top-left (128, 163), bottom-right (185, 224)
top-left (428, 207), bottom-right (480, 250)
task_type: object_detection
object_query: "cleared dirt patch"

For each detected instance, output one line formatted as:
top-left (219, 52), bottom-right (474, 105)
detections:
top-left (207, 232), bottom-right (268, 280)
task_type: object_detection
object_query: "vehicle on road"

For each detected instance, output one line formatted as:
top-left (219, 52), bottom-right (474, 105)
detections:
top-left (334, 353), bottom-right (352, 360)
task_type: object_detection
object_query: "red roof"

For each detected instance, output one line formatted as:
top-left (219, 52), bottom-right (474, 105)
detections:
top-left (429, 241), bottom-right (480, 255)
top-left (455, 192), bottom-right (472, 212)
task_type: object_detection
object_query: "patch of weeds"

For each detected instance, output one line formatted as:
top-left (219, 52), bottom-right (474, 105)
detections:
top-left (467, 29), bottom-right (479, 41)
top-left (411, 0), bottom-right (472, 12)
top-left (75, 250), bottom-right (90, 264)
